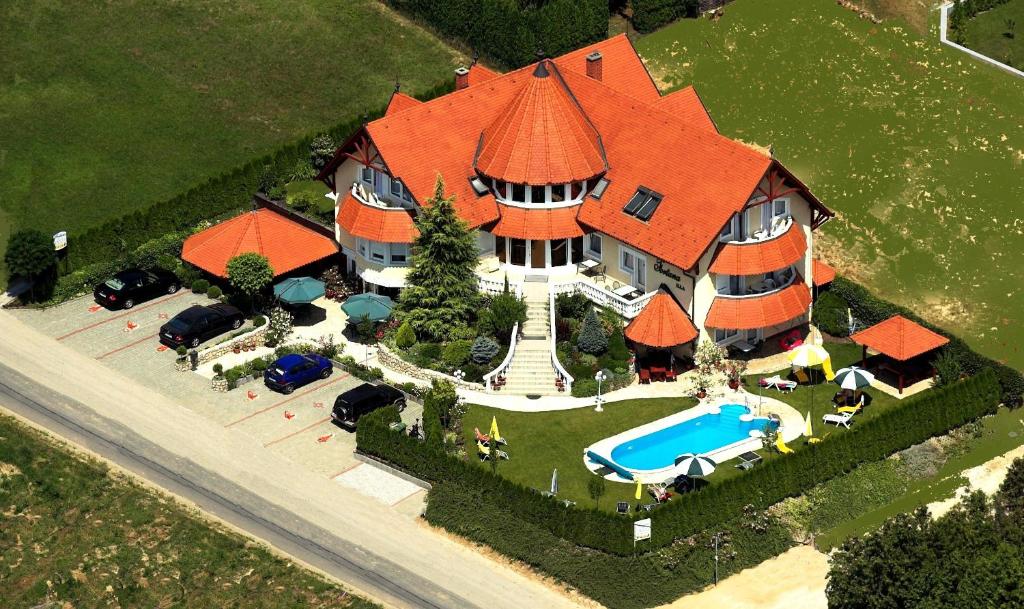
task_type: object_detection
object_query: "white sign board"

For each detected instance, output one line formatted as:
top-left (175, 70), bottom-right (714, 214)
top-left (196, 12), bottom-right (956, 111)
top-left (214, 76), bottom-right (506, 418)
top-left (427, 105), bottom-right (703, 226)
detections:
top-left (633, 517), bottom-right (652, 543)
top-left (53, 231), bottom-right (68, 251)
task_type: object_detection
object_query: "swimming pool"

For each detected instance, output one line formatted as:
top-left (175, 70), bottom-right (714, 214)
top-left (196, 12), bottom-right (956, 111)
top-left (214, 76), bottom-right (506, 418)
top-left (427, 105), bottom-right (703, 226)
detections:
top-left (596, 404), bottom-right (777, 474)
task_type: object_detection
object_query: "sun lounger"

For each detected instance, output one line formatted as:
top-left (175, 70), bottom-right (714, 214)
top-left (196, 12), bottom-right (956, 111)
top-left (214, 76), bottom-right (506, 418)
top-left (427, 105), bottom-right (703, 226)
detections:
top-left (822, 411), bottom-right (854, 429)
top-left (775, 435), bottom-right (794, 454)
top-left (474, 427), bottom-right (507, 447)
top-left (477, 441), bottom-right (509, 460)
top-left (648, 484), bottom-right (673, 503)
top-left (759, 375), bottom-right (797, 392)
top-left (836, 404), bottom-right (862, 415)
top-left (735, 451), bottom-right (763, 470)
top-left (616, 501), bottom-right (630, 514)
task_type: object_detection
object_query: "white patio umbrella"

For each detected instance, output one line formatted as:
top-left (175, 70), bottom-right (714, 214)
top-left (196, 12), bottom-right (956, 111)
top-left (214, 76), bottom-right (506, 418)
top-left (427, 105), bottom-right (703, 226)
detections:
top-left (833, 366), bottom-right (875, 391)
top-left (673, 453), bottom-right (717, 478)
top-left (550, 468), bottom-right (558, 496)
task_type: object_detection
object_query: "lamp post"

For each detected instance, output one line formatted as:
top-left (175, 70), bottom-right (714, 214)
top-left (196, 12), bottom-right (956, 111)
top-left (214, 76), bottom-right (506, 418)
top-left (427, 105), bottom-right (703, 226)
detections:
top-left (594, 370), bottom-right (607, 412)
top-left (453, 369), bottom-right (465, 384)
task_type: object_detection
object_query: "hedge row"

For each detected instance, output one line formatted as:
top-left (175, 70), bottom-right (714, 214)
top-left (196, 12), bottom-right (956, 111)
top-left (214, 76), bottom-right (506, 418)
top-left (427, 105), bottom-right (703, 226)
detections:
top-left (631, 0), bottom-right (698, 33)
top-left (358, 370), bottom-right (1001, 555)
top-left (382, 0), bottom-right (608, 69)
top-left (830, 275), bottom-right (1024, 406)
top-left (60, 79), bottom-right (455, 280)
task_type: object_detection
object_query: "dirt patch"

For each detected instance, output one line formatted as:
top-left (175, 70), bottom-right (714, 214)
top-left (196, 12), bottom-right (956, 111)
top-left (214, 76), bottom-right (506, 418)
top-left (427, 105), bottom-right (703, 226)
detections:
top-left (0, 461), bottom-right (22, 478)
top-left (928, 444), bottom-right (1024, 518)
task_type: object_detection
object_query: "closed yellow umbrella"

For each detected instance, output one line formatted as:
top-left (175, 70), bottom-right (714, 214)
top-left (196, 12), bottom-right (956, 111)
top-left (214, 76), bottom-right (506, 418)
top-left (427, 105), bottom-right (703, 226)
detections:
top-left (635, 479), bottom-right (643, 500)
top-left (804, 411), bottom-right (814, 438)
top-left (489, 416), bottom-right (500, 443)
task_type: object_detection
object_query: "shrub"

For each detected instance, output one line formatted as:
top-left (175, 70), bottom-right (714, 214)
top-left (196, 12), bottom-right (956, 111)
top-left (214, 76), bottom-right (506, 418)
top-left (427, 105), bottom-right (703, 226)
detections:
top-left (395, 321), bottom-right (417, 349)
top-left (212, 363), bottom-right (224, 376)
top-left (264, 307), bottom-right (293, 347)
top-left (577, 308), bottom-right (608, 355)
top-left (191, 279), bottom-right (210, 295)
top-left (478, 291), bottom-right (527, 340)
top-left (206, 285), bottom-right (222, 299)
top-left (932, 348), bottom-right (963, 388)
top-left (309, 134), bottom-right (336, 171)
top-left (442, 339), bottom-right (473, 369)
top-left (251, 358), bottom-right (268, 373)
top-left (252, 315), bottom-right (266, 328)
top-left (632, 0), bottom-right (699, 33)
top-left (5, 229), bottom-right (56, 301)
top-left (226, 253), bottom-right (273, 305)
top-left (224, 368), bottom-right (243, 388)
top-left (313, 334), bottom-right (342, 360)
top-left (470, 336), bottom-right (501, 364)
top-left (556, 291), bottom-right (590, 320)
top-left (289, 190), bottom-right (318, 212)
top-left (413, 342), bottom-right (443, 367)
top-left (812, 290), bottom-right (850, 337)
top-left (175, 345), bottom-right (188, 357)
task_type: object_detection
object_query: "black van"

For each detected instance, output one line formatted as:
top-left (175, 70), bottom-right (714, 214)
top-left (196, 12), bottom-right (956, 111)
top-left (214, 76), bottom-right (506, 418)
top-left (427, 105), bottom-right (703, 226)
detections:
top-left (331, 383), bottom-right (406, 430)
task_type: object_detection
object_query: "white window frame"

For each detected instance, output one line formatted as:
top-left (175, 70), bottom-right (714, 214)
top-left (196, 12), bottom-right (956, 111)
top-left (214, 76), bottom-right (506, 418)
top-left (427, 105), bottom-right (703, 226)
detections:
top-left (390, 178), bottom-right (403, 198)
top-left (368, 241), bottom-right (388, 263)
top-left (361, 166), bottom-right (373, 184)
top-left (389, 243), bottom-right (409, 265)
top-left (772, 198), bottom-right (790, 219)
top-left (619, 245), bottom-right (647, 291)
top-left (585, 233), bottom-right (603, 259)
top-left (715, 328), bottom-right (739, 344)
top-left (357, 238), bottom-right (367, 258)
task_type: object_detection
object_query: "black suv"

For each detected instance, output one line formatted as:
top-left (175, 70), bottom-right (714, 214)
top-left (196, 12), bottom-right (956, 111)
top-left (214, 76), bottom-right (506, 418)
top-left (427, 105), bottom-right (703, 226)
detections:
top-left (93, 268), bottom-right (179, 310)
top-left (332, 383), bottom-right (406, 431)
top-left (159, 304), bottom-right (245, 348)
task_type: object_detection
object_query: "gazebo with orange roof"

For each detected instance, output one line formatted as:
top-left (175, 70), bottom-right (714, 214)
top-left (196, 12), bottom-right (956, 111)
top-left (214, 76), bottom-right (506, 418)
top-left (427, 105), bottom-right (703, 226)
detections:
top-left (850, 315), bottom-right (950, 394)
top-left (182, 208), bottom-right (338, 278)
top-left (624, 292), bottom-right (698, 382)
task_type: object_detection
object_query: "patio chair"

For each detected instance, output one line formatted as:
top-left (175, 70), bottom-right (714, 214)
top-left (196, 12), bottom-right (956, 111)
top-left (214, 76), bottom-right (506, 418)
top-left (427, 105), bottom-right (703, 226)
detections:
top-left (665, 369), bottom-right (677, 382)
top-left (477, 441), bottom-right (510, 460)
top-left (639, 368), bottom-right (651, 384)
top-left (793, 367), bottom-right (810, 384)
top-left (822, 411), bottom-right (854, 429)
top-left (616, 501), bottom-right (630, 514)
top-left (640, 503), bottom-right (658, 512)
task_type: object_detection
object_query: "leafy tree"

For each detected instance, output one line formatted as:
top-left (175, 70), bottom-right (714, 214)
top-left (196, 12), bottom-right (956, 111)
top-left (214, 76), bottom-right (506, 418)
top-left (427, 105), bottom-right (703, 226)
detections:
top-left (395, 321), bottom-right (416, 349)
top-left (309, 134), bottom-right (336, 171)
top-left (398, 176), bottom-right (480, 341)
top-left (424, 378), bottom-right (460, 433)
top-left (587, 476), bottom-right (606, 510)
top-left (932, 348), bottom-right (963, 387)
top-left (4, 229), bottom-right (55, 301)
top-left (226, 253), bottom-right (273, 310)
top-left (470, 336), bottom-right (500, 364)
top-left (577, 308), bottom-right (608, 355)
top-left (478, 292), bottom-right (527, 341)
top-left (995, 457), bottom-right (1024, 527)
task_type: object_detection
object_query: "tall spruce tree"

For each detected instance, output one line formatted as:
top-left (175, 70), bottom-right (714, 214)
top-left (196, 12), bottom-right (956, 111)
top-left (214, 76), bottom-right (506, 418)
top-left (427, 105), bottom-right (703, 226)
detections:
top-left (398, 175), bottom-right (480, 341)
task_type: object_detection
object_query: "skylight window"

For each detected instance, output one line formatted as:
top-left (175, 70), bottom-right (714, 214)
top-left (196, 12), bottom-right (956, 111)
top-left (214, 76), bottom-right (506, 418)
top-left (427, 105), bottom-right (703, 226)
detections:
top-left (589, 177), bottom-right (609, 200)
top-left (469, 176), bottom-right (489, 196)
top-left (623, 187), bottom-right (662, 221)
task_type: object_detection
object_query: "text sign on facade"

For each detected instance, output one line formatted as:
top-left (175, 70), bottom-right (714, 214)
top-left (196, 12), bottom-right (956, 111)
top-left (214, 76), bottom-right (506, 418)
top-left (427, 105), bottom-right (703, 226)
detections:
top-left (53, 231), bottom-right (68, 251)
top-left (633, 518), bottom-right (652, 543)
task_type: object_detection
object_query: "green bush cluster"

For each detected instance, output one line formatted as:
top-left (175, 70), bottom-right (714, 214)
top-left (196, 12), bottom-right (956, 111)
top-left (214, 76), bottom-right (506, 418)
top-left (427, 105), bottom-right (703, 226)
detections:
top-left (470, 335), bottom-right (500, 364)
top-left (192, 279), bottom-right (210, 295)
top-left (383, 0), bottom-right (607, 69)
top-left (442, 339), bottom-right (473, 368)
top-left (831, 276), bottom-right (1024, 405)
top-left (395, 321), bottom-right (416, 349)
top-left (206, 285), bottom-right (222, 299)
top-left (336, 356), bottom-right (385, 382)
top-left (811, 290), bottom-right (850, 337)
top-left (358, 371), bottom-right (1000, 555)
top-left (631, 0), bottom-right (699, 33)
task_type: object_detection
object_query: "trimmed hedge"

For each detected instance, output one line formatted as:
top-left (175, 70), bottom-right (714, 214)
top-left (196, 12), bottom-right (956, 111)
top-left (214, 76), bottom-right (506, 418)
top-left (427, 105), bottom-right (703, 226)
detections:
top-left (59, 79), bottom-right (454, 284)
top-left (359, 370), bottom-right (1001, 555)
top-left (830, 275), bottom-right (1023, 405)
top-left (632, 0), bottom-right (699, 33)
top-left (382, 0), bottom-right (607, 69)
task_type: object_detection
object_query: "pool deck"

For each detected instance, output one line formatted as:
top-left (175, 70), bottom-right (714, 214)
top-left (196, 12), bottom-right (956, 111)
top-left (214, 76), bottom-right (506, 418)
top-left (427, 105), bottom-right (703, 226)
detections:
top-left (583, 390), bottom-right (803, 483)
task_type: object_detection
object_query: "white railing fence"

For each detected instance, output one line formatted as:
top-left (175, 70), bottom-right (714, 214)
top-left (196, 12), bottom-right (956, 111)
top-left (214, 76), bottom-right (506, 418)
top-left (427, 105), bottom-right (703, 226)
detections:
top-left (549, 287), bottom-right (573, 392)
top-left (478, 275), bottom-right (524, 297)
top-left (551, 280), bottom-right (656, 320)
top-left (482, 282), bottom-right (524, 391)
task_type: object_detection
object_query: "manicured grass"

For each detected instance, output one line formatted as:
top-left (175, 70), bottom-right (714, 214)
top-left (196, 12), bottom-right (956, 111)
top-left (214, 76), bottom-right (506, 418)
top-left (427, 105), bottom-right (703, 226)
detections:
top-left (815, 405), bottom-right (1024, 548)
top-left (637, 0), bottom-right (1024, 371)
top-left (963, 0), bottom-right (1024, 67)
top-left (0, 413), bottom-right (378, 609)
top-left (0, 0), bottom-right (460, 281)
top-left (463, 397), bottom-right (697, 509)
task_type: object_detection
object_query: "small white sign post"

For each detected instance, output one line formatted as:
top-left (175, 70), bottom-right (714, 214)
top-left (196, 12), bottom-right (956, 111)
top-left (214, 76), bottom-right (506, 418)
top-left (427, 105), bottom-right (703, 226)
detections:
top-left (633, 517), bottom-right (651, 548)
top-left (53, 231), bottom-right (68, 251)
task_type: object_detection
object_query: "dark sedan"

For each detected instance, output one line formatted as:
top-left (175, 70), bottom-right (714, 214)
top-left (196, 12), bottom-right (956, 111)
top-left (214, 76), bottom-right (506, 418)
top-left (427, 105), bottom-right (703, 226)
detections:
top-left (93, 268), bottom-right (180, 310)
top-left (159, 304), bottom-right (244, 349)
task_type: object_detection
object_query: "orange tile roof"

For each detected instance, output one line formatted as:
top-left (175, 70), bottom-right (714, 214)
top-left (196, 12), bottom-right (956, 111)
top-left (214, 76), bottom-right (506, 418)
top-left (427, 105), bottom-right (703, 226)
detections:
top-left (385, 91), bottom-right (422, 116)
top-left (475, 62), bottom-right (607, 185)
top-left (469, 63), bottom-right (500, 85)
top-left (624, 292), bottom-right (698, 347)
top-left (182, 208), bottom-right (337, 278)
top-left (553, 35), bottom-right (662, 103)
top-left (812, 259), bottom-right (836, 286)
top-left (708, 222), bottom-right (807, 276)
top-left (336, 193), bottom-right (418, 243)
top-left (704, 280), bottom-right (811, 330)
top-left (850, 315), bottom-right (949, 361)
top-left (653, 86), bottom-right (717, 133)
top-left (489, 204), bottom-right (584, 240)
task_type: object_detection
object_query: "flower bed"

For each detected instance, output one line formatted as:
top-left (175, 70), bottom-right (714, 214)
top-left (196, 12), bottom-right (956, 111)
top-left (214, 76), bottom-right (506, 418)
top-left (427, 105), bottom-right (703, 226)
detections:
top-left (553, 293), bottom-right (635, 397)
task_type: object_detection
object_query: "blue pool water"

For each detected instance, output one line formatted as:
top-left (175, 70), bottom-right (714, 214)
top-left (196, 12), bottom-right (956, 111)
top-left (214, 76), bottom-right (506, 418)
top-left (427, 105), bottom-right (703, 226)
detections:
top-left (609, 405), bottom-right (777, 471)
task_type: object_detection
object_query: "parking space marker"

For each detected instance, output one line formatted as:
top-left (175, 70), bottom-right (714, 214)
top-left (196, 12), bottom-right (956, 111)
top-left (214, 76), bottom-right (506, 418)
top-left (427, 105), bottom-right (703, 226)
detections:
top-left (317, 433), bottom-right (334, 443)
top-left (263, 416), bottom-right (332, 447)
top-left (96, 333), bottom-right (159, 360)
top-left (330, 463), bottom-right (363, 480)
top-left (57, 291), bottom-right (188, 341)
top-left (391, 488), bottom-right (426, 507)
top-left (224, 372), bottom-right (351, 428)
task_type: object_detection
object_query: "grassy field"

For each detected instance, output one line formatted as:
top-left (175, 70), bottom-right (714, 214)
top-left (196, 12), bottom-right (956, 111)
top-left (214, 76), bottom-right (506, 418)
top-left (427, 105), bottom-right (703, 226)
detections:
top-left (0, 0), bottom-right (461, 281)
top-left (963, 0), bottom-right (1024, 67)
top-left (636, 0), bottom-right (1024, 371)
top-left (0, 413), bottom-right (378, 609)
top-left (463, 397), bottom-right (697, 509)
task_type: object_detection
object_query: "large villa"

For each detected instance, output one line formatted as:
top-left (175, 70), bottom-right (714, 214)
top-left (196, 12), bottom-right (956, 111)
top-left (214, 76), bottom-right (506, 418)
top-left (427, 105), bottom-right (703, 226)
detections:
top-left (316, 34), bottom-right (833, 390)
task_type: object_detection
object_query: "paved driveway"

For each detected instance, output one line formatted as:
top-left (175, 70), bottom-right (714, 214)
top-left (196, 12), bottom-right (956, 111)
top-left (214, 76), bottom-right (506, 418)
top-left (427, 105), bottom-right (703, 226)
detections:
top-left (9, 294), bottom-right (422, 479)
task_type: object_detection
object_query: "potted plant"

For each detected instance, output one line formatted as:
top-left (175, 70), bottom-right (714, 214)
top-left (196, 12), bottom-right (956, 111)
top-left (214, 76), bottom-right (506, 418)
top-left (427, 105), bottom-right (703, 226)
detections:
top-left (232, 342), bottom-right (241, 354)
top-left (175, 345), bottom-right (189, 371)
top-left (694, 368), bottom-right (710, 399)
top-left (726, 360), bottom-right (747, 390)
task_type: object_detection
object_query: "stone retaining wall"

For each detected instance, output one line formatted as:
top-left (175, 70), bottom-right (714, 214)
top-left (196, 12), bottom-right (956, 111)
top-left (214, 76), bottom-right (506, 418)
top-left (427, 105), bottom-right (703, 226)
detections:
top-left (376, 343), bottom-right (484, 391)
top-left (195, 320), bottom-right (268, 365)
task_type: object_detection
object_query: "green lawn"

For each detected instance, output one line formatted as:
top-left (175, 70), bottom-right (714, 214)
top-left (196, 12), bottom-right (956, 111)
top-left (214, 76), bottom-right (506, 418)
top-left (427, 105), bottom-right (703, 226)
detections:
top-left (636, 0), bottom-right (1024, 371)
top-left (463, 397), bottom-right (697, 509)
top-left (0, 0), bottom-right (461, 282)
top-left (0, 414), bottom-right (378, 609)
top-left (963, 0), bottom-right (1024, 67)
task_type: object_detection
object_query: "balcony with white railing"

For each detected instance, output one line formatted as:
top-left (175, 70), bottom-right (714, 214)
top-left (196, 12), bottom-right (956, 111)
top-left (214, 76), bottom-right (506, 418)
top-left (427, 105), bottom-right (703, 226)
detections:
top-left (549, 287), bottom-right (573, 392)
top-left (482, 282), bottom-right (524, 391)
top-left (551, 277), bottom-right (657, 320)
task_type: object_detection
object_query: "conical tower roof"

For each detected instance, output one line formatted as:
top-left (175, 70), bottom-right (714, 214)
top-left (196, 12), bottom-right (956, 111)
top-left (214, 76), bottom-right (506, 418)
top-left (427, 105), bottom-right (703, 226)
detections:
top-left (474, 60), bottom-right (606, 185)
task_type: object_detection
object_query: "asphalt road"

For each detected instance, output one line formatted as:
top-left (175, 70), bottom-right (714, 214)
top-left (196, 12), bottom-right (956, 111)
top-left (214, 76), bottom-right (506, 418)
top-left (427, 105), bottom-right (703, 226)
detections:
top-left (0, 362), bottom-right (472, 609)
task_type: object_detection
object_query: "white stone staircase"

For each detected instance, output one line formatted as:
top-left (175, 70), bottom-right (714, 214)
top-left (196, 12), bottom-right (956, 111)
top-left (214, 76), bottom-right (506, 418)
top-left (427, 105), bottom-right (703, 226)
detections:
top-left (500, 282), bottom-right (561, 396)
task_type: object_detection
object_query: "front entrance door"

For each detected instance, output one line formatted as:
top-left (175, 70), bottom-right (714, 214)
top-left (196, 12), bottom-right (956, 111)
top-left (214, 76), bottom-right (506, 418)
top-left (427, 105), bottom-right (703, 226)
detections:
top-left (530, 240), bottom-right (546, 268)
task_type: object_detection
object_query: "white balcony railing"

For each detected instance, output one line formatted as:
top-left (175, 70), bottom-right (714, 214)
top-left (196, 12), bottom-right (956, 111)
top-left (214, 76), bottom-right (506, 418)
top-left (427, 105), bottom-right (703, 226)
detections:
top-left (715, 267), bottom-right (799, 300)
top-left (551, 280), bottom-right (657, 320)
top-left (482, 282), bottom-right (524, 392)
top-left (478, 275), bottom-right (524, 297)
top-left (549, 287), bottom-right (573, 392)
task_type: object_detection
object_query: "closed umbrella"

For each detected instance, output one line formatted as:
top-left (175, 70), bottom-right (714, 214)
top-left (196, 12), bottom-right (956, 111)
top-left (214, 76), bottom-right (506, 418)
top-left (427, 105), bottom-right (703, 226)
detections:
top-left (635, 479), bottom-right (643, 501)
top-left (273, 277), bottom-right (325, 305)
top-left (673, 453), bottom-right (717, 478)
top-left (490, 416), bottom-right (501, 444)
top-left (833, 366), bottom-right (875, 391)
top-left (804, 411), bottom-right (814, 439)
top-left (341, 292), bottom-right (394, 322)
top-left (550, 469), bottom-right (558, 496)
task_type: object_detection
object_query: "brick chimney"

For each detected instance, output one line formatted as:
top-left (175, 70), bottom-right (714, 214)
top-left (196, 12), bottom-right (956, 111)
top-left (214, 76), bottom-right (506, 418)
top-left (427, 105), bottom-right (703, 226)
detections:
top-left (455, 67), bottom-right (470, 90)
top-left (586, 51), bottom-right (603, 81)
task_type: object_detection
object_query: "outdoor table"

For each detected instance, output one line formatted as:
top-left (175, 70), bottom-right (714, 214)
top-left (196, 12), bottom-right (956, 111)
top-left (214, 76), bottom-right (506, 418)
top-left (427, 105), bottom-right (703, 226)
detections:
top-left (579, 258), bottom-right (600, 275)
top-left (613, 284), bottom-right (639, 298)
top-left (651, 366), bottom-right (666, 382)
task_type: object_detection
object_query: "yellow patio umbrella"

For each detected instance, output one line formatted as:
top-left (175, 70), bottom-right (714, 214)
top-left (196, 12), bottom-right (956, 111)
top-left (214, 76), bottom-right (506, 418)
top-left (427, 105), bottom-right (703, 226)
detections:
top-left (787, 343), bottom-right (833, 413)
top-left (804, 411), bottom-right (814, 438)
top-left (635, 479), bottom-right (643, 500)
top-left (489, 416), bottom-right (500, 442)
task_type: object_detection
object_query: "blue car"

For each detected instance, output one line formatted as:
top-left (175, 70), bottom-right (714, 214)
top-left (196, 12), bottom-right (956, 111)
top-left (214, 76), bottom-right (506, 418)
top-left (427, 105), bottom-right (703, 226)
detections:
top-left (264, 353), bottom-right (333, 394)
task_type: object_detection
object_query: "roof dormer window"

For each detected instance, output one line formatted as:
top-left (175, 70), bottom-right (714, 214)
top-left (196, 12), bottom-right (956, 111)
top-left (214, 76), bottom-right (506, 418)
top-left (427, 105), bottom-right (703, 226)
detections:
top-left (623, 187), bottom-right (662, 221)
